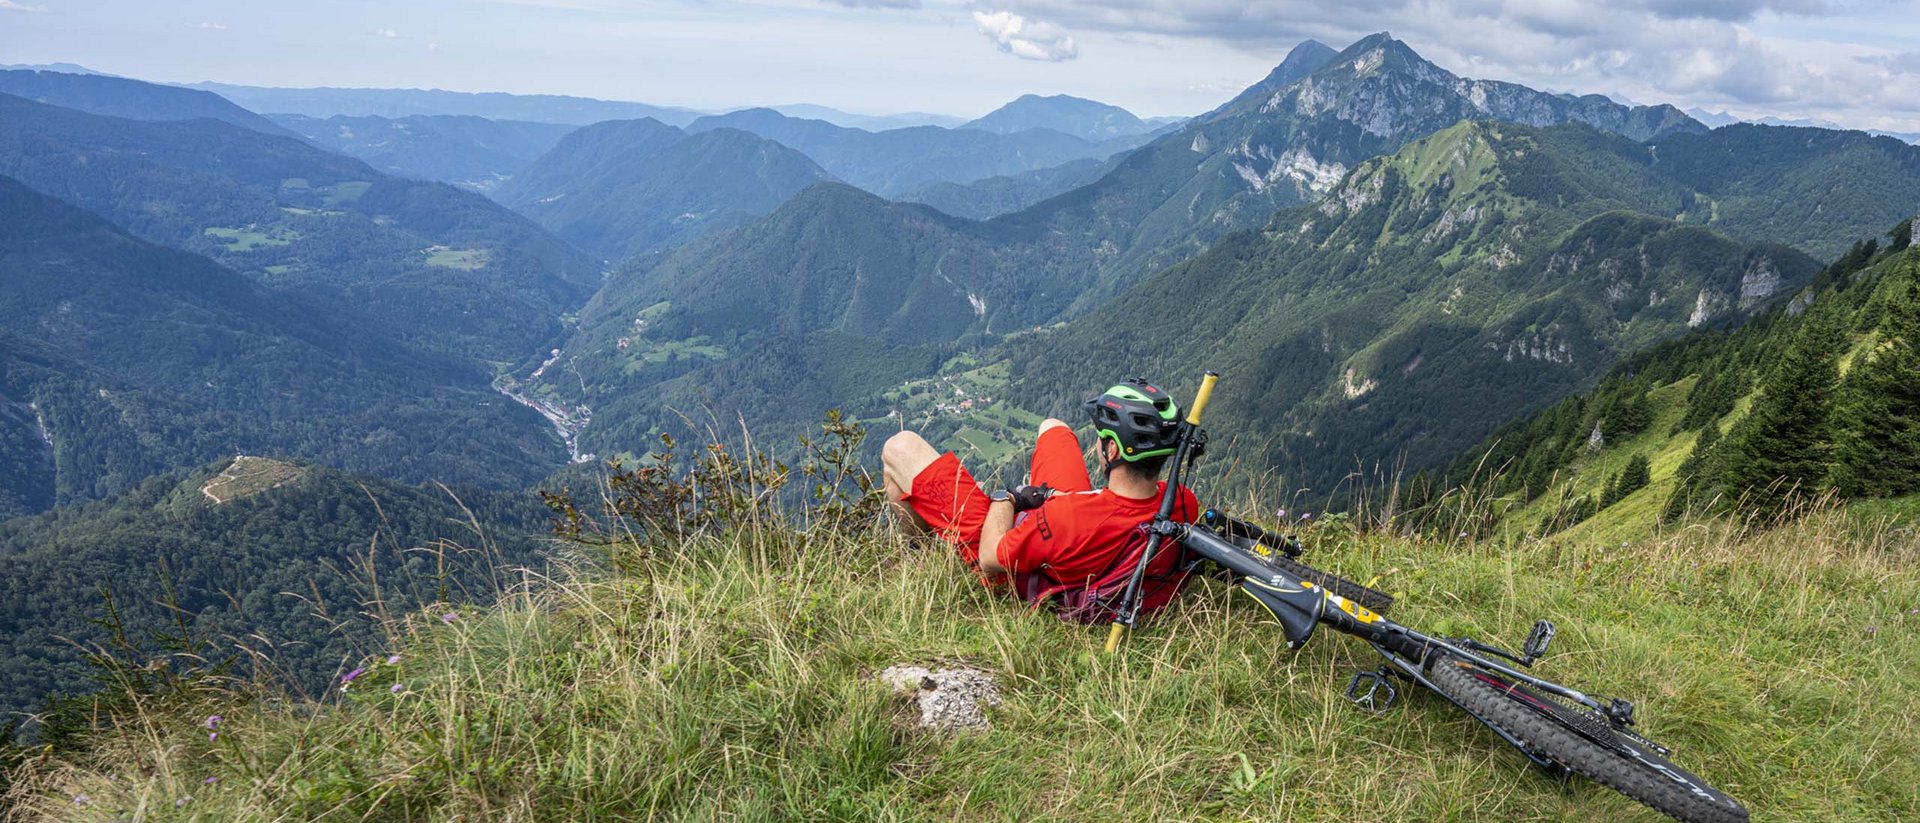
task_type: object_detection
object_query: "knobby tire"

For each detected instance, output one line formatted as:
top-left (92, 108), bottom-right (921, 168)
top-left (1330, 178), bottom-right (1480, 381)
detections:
top-left (1264, 554), bottom-right (1394, 614)
top-left (1427, 656), bottom-right (1747, 823)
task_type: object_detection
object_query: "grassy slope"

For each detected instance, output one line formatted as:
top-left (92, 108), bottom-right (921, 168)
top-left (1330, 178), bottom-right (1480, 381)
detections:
top-left (8, 491), bottom-right (1915, 821)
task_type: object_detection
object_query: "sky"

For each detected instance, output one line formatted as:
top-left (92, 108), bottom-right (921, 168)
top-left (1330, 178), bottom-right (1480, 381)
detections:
top-left (3, 0), bottom-right (1919, 131)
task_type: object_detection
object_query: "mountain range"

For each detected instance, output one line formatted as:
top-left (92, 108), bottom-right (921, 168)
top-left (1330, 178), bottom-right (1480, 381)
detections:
top-left (495, 118), bottom-right (836, 262)
top-left (5, 30), bottom-right (1920, 727)
top-left (683, 107), bottom-right (1152, 196)
top-left (963, 94), bottom-right (1158, 142)
top-left (0, 69), bottom-right (293, 136)
top-left (185, 81), bottom-right (705, 126)
top-left (522, 33), bottom-right (1919, 493)
top-left (0, 92), bottom-right (599, 360)
top-left (265, 113), bottom-right (575, 187)
top-left (0, 175), bottom-right (566, 515)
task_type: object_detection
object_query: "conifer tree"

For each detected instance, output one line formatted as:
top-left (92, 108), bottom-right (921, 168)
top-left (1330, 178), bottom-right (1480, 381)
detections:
top-left (1718, 304), bottom-right (1843, 514)
top-left (1829, 262), bottom-right (1920, 497)
top-left (1663, 424), bottom-right (1721, 523)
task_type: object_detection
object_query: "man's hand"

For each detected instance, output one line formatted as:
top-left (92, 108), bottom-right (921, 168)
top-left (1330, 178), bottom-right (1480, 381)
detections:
top-left (1006, 484), bottom-right (1050, 513)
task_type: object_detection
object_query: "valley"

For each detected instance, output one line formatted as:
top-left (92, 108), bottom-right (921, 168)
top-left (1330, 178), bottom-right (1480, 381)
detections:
top-left (2, 21), bottom-right (1918, 821)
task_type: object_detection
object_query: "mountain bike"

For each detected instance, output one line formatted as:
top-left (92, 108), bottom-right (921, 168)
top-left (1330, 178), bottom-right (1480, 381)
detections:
top-left (1100, 372), bottom-right (1748, 823)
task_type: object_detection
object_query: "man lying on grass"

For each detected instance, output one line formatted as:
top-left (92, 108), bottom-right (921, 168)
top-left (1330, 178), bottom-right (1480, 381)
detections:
top-left (880, 379), bottom-right (1202, 614)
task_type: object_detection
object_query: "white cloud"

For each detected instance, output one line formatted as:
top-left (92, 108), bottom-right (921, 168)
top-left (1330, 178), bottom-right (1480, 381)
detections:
top-left (0, 0), bottom-right (48, 11)
top-left (973, 9), bottom-right (1078, 62)
top-left (984, 1), bottom-right (1920, 124)
top-left (198, 22), bottom-right (228, 31)
top-left (427, 42), bottom-right (443, 52)
top-left (372, 28), bottom-right (401, 39)
top-left (823, 0), bottom-right (922, 8)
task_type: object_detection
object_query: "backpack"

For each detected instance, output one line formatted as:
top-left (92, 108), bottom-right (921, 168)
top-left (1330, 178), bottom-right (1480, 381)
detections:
top-left (1013, 522), bottom-right (1193, 624)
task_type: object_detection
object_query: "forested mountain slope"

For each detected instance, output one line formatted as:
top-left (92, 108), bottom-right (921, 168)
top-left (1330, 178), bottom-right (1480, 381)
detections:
top-left (962, 94), bottom-right (1152, 142)
top-left (0, 177), bottom-right (567, 512)
top-left (496, 119), bottom-right (836, 262)
top-left (1450, 222), bottom-right (1919, 542)
top-left (0, 93), bottom-right (600, 360)
top-left (267, 113), bottom-right (574, 188)
top-left (607, 34), bottom-right (1712, 358)
top-left (895, 156), bottom-right (1113, 220)
top-left (997, 121), bottom-right (1817, 491)
top-left (682, 107), bottom-right (1142, 196)
top-left (0, 457), bottom-right (548, 718)
top-left (0, 69), bottom-right (294, 136)
top-left (524, 36), bottom-right (1920, 475)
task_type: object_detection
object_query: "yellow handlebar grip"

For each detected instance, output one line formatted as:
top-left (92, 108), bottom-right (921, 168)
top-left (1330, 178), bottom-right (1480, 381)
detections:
top-left (1186, 372), bottom-right (1220, 425)
top-left (1104, 623), bottom-right (1126, 653)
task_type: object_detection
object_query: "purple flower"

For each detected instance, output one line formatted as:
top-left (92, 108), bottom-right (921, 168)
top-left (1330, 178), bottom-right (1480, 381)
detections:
top-left (1275, 508), bottom-right (1287, 519)
top-left (205, 715), bottom-right (222, 730)
top-left (73, 795), bottom-right (91, 806)
top-left (341, 667), bottom-right (366, 684)
top-left (386, 654), bottom-right (402, 665)
top-left (440, 612), bottom-right (458, 624)
top-left (209, 732), bottom-right (218, 743)
top-left (204, 777), bottom-right (220, 786)
top-left (391, 683), bottom-right (405, 694)
top-left (1301, 512), bottom-right (1313, 520)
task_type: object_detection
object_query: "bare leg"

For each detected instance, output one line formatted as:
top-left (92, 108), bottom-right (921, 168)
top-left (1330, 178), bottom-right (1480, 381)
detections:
top-left (881, 430), bottom-right (941, 531)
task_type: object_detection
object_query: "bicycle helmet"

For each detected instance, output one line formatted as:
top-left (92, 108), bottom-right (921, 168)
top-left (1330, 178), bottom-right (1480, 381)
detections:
top-left (1084, 378), bottom-right (1181, 462)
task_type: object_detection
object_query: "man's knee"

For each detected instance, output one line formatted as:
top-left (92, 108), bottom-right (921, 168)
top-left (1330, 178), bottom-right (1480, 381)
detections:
top-left (1038, 418), bottom-right (1071, 437)
top-left (881, 430), bottom-right (938, 497)
top-left (883, 430), bottom-right (932, 464)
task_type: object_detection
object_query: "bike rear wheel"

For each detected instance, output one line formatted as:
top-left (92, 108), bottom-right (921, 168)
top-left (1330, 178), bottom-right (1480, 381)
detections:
top-left (1427, 656), bottom-right (1747, 823)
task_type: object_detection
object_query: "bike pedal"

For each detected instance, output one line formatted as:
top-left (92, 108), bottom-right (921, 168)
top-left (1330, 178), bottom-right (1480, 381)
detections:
top-left (1523, 619), bottom-right (1556, 663)
top-left (1344, 669), bottom-right (1398, 713)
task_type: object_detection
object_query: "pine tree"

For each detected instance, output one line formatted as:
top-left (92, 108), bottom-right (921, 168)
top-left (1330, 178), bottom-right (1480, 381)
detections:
top-left (1663, 424), bottom-right (1723, 523)
top-left (1891, 217), bottom-right (1914, 254)
top-left (1718, 304), bottom-right (1843, 514)
top-left (1829, 263), bottom-right (1920, 497)
top-left (1619, 453), bottom-right (1651, 496)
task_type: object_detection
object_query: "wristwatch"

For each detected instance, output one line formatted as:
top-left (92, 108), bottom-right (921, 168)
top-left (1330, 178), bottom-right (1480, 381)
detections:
top-left (987, 489), bottom-right (1013, 505)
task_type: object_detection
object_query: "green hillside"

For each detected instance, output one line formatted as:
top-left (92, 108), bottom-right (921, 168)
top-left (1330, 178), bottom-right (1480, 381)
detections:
top-left (0, 92), bottom-right (600, 361)
top-left (1454, 227), bottom-right (1920, 542)
top-left (496, 119), bottom-right (837, 262)
top-left (0, 176), bottom-right (567, 511)
top-left (5, 431), bottom-right (1911, 821)
top-left (0, 456), bottom-right (549, 719)
top-left (683, 107), bottom-right (1140, 197)
top-left (534, 36), bottom-right (1917, 482)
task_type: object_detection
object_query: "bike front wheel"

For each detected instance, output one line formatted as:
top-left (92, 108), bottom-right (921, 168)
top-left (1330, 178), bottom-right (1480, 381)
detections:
top-left (1427, 656), bottom-right (1747, 823)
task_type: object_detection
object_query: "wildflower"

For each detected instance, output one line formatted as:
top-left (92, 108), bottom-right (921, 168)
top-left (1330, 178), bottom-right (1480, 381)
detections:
top-left (205, 715), bottom-right (222, 730)
top-left (1275, 508), bottom-right (1287, 519)
top-left (73, 795), bottom-right (91, 806)
top-left (441, 612), bottom-right (457, 624)
top-left (340, 667), bottom-right (366, 691)
top-left (1301, 512), bottom-right (1313, 520)
top-left (391, 683), bottom-right (405, 694)
top-left (204, 777), bottom-right (220, 785)
top-left (176, 797), bottom-right (192, 808)
top-left (209, 732), bottom-right (218, 743)
top-left (387, 654), bottom-right (402, 665)
top-left (1459, 531), bottom-right (1470, 538)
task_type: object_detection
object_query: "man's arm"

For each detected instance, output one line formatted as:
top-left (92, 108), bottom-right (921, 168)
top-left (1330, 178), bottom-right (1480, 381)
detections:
top-left (977, 499), bottom-right (1017, 575)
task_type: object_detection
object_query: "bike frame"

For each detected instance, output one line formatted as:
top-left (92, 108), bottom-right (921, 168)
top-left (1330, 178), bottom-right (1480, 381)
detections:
top-left (1172, 522), bottom-right (1624, 771)
top-left (1099, 371), bottom-right (1631, 774)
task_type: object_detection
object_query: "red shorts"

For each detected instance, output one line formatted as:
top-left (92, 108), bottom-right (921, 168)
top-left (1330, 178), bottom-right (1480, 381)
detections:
top-left (903, 427), bottom-right (1092, 582)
